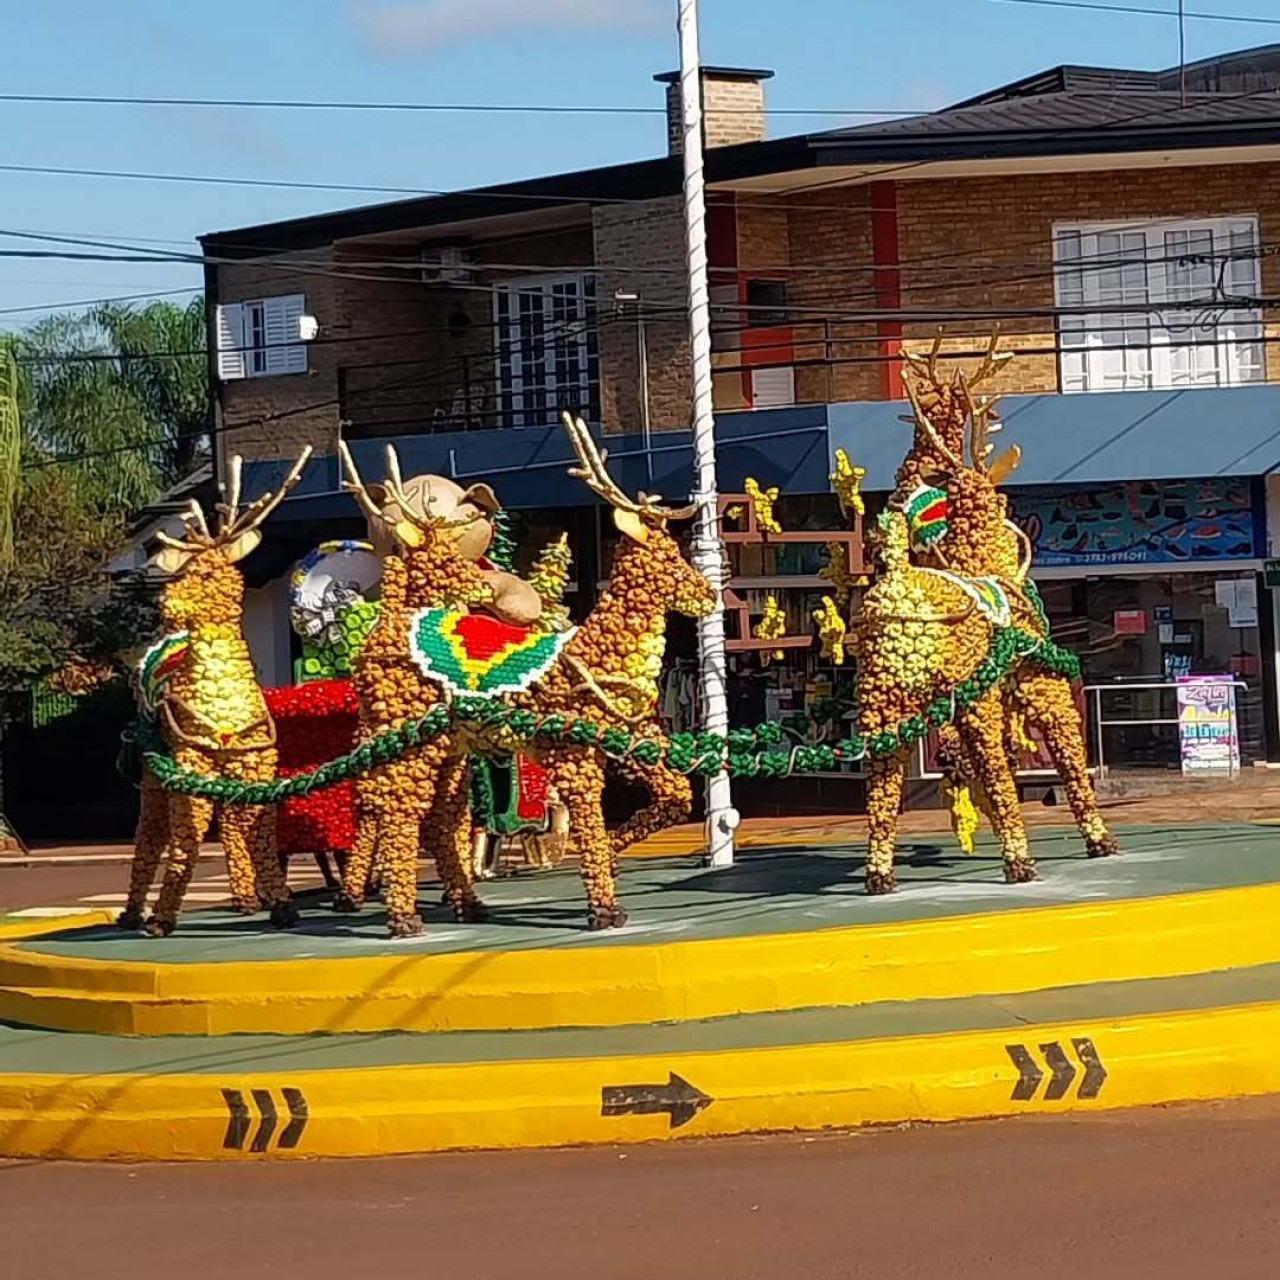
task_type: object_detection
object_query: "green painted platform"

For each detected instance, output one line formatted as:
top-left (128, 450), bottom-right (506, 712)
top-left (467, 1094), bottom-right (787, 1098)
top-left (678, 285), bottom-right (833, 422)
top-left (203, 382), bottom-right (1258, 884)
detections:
top-left (13, 823), bottom-right (1280, 965)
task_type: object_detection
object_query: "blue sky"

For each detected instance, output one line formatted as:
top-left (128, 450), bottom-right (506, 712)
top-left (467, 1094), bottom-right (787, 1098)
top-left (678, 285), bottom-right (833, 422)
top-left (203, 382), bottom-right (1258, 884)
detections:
top-left (1, 0), bottom-right (1277, 325)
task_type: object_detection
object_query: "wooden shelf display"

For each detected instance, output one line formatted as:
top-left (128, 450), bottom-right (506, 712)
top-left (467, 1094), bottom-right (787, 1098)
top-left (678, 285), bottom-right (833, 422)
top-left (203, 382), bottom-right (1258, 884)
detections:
top-left (718, 491), bottom-right (867, 655)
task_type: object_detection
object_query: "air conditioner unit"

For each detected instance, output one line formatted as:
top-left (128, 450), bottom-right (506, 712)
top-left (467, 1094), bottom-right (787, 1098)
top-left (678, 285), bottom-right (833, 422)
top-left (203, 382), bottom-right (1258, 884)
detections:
top-left (420, 244), bottom-right (476, 284)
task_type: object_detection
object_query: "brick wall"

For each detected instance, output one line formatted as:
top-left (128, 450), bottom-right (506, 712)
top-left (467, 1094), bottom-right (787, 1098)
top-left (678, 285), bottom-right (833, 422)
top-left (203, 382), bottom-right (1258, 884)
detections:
top-left (665, 75), bottom-right (767, 155)
top-left (592, 198), bottom-right (692, 433)
top-left (894, 161), bottom-right (1280, 393)
top-left (216, 253), bottom-right (339, 464)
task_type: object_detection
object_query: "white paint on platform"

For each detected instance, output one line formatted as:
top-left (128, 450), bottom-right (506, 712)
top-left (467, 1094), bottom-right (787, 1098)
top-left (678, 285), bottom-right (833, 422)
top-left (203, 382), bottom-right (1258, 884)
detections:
top-left (4, 906), bottom-right (97, 918)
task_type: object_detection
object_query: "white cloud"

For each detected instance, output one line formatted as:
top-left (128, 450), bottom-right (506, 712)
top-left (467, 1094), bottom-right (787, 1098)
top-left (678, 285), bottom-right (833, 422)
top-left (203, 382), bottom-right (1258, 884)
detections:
top-left (353, 0), bottom-right (666, 55)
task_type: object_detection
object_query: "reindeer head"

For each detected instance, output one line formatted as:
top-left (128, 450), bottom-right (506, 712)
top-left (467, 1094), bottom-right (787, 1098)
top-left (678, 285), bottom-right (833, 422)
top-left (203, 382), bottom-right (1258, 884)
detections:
top-left (149, 447), bottom-right (313, 629)
top-left (561, 412), bottom-right (716, 619)
top-left (897, 331), bottom-right (1021, 494)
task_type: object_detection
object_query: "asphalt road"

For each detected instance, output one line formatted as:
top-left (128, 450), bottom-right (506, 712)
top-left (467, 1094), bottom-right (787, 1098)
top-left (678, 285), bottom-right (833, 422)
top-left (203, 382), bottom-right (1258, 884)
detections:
top-left (2, 1099), bottom-right (1279, 1280)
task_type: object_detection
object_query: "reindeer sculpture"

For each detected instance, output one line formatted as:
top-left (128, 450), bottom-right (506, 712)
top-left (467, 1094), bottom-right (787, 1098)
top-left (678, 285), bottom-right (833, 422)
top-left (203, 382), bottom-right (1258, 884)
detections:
top-left (336, 415), bottom-right (716, 935)
top-left (121, 449), bottom-right (312, 936)
top-left (894, 335), bottom-right (1118, 861)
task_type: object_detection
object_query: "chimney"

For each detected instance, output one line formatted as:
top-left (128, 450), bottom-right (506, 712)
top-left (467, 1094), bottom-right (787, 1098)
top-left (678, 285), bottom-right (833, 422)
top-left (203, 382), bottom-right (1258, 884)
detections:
top-left (655, 66), bottom-right (774, 156)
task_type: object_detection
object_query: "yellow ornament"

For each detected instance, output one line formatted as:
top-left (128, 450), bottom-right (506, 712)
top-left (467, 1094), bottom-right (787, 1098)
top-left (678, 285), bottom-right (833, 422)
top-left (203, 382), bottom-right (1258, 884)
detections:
top-left (813, 595), bottom-right (847, 665)
top-left (819, 541), bottom-right (855, 612)
top-left (830, 448), bottom-right (866, 518)
top-left (755, 593), bottom-right (787, 665)
top-left (743, 477), bottom-right (783, 534)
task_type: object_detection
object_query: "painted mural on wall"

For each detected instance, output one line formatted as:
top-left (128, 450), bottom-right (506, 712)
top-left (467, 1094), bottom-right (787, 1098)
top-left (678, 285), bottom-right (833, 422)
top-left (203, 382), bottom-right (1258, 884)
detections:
top-left (1010, 478), bottom-right (1261, 568)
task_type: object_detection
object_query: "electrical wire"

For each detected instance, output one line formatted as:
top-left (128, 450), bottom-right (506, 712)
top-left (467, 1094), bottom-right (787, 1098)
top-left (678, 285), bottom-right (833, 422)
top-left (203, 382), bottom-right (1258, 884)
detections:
top-left (0, 91), bottom-right (922, 119)
top-left (986, 0), bottom-right (1280, 24)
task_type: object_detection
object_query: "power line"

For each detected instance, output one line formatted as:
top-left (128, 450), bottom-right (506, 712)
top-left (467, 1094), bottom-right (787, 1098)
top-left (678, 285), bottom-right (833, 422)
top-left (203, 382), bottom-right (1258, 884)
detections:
top-left (986, 0), bottom-right (1280, 24)
top-left (0, 286), bottom-right (202, 317)
top-left (0, 91), bottom-right (922, 119)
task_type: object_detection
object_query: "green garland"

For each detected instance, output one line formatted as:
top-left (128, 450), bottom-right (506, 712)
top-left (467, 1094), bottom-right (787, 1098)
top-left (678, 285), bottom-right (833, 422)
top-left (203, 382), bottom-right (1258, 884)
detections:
top-left (136, 627), bottom-right (1082, 801)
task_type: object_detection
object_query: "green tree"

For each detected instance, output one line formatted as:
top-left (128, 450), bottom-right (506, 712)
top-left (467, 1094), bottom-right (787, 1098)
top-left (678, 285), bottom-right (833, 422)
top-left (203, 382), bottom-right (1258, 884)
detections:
top-left (0, 298), bottom-right (206, 692)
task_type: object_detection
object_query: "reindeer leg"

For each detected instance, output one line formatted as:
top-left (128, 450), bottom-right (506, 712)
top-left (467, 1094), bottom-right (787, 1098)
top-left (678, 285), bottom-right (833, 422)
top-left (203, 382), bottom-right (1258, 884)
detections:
top-left (958, 692), bottom-right (1036, 884)
top-left (335, 778), bottom-right (382, 912)
top-left (608, 759), bottom-right (693, 871)
top-left (865, 747), bottom-right (908, 894)
top-left (546, 747), bottom-right (625, 930)
top-left (424, 755), bottom-right (488, 923)
top-left (149, 792), bottom-right (215, 936)
top-left (120, 771), bottom-right (169, 929)
top-left (1013, 671), bottom-right (1118, 859)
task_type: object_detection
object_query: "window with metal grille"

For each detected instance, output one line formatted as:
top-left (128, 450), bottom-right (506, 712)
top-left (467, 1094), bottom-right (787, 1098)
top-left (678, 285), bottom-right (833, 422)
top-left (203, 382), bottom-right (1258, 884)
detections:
top-left (493, 275), bottom-right (598, 428)
top-left (1053, 219), bottom-right (1263, 393)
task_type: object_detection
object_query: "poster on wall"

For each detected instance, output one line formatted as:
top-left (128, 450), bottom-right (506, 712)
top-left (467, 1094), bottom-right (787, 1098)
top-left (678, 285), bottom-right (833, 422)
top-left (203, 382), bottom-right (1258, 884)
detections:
top-left (1176, 675), bottom-right (1240, 776)
top-left (1011, 478), bottom-right (1261, 568)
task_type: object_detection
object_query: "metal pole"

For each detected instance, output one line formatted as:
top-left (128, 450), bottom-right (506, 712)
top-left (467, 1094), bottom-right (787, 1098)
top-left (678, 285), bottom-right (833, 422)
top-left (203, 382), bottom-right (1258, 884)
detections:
top-left (1178, 0), bottom-right (1187, 109)
top-left (678, 0), bottom-right (738, 866)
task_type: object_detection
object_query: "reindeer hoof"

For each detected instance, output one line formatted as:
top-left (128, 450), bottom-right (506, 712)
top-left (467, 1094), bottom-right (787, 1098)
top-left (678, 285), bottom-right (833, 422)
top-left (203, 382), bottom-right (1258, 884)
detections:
top-left (1087, 835), bottom-right (1120, 859)
top-left (1004, 860), bottom-right (1038, 884)
top-left (588, 904), bottom-right (627, 931)
top-left (230, 895), bottom-right (261, 916)
top-left (117, 908), bottom-right (145, 930)
top-left (388, 914), bottom-right (425, 938)
top-left (331, 893), bottom-right (363, 914)
top-left (143, 917), bottom-right (175, 938)
top-left (270, 900), bottom-right (299, 929)
top-left (453, 898), bottom-right (489, 924)
top-left (865, 869), bottom-right (897, 895)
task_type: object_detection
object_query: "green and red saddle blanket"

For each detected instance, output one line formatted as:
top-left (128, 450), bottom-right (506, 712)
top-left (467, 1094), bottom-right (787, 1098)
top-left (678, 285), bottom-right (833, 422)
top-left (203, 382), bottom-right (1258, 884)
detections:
top-left (409, 608), bottom-right (576, 699)
top-left (136, 631), bottom-right (190, 714)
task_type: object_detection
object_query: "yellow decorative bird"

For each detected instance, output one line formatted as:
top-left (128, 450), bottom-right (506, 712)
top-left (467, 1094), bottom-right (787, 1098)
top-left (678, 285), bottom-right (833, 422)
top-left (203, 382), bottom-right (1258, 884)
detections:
top-left (830, 448), bottom-right (866, 518)
top-left (744, 476), bottom-right (783, 534)
top-left (813, 595), bottom-right (847, 665)
top-left (755, 593), bottom-right (787, 664)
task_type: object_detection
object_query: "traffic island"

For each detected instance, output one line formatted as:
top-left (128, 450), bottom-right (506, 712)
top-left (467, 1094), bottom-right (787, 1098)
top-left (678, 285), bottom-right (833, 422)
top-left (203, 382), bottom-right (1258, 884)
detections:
top-left (0, 823), bottom-right (1278, 1159)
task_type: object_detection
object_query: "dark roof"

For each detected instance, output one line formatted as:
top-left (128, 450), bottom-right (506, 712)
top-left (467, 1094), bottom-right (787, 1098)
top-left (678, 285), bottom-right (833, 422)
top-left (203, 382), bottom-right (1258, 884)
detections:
top-left (204, 45), bottom-right (1280, 255)
top-left (653, 66), bottom-right (775, 84)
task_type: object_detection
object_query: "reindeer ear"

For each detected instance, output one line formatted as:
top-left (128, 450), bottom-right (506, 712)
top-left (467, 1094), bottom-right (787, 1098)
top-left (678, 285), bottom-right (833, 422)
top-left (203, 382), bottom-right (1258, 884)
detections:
top-left (222, 529), bottom-right (262, 564)
top-left (988, 445), bottom-right (1022, 486)
top-left (149, 545), bottom-right (196, 576)
top-left (395, 520), bottom-right (424, 548)
top-left (613, 508), bottom-right (650, 544)
top-left (461, 483), bottom-right (500, 515)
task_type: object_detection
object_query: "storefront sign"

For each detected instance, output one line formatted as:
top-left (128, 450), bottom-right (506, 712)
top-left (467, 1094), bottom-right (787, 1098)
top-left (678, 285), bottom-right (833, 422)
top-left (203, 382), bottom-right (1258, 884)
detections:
top-left (1011, 478), bottom-right (1261, 568)
top-left (1113, 609), bottom-right (1146, 635)
top-left (1265, 559), bottom-right (1280, 589)
top-left (1176, 676), bottom-right (1240, 776)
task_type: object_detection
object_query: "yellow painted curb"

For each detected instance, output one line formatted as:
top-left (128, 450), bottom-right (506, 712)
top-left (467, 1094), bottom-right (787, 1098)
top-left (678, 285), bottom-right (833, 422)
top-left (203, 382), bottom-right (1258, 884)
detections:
top-left (0, 910), bottom-right (115, 941)
top-left (2, 998), bottom-right (1277, 1161)
top-left (1, 884), bottom-right (1279, 1036)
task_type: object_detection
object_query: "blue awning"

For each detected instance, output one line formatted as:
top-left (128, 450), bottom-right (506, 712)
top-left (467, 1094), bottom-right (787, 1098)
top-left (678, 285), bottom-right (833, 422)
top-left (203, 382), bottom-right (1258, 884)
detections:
top-left (828, 384), bottom-right (1280, 489)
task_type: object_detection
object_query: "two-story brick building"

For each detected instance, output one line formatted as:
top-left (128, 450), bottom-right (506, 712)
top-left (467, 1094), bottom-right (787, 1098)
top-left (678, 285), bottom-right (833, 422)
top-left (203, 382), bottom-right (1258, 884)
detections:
top-left (203, 46), bottom-right (1280, 794)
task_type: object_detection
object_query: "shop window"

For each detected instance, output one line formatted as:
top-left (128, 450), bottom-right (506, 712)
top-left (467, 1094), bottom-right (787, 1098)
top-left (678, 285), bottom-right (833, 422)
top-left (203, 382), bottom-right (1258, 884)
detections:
top-left (1053, 218), bottom-right (1263, 393)
top-left (493, 275), bottom-right (598, 428)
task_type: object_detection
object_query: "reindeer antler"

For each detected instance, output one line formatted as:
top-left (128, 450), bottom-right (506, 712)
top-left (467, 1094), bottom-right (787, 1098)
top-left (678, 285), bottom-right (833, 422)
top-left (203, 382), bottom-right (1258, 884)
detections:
top-left (218, 445), bottom-right (314, 540)
top-left (902, 378), bottom-right (963, 472)
top-left (561, 412), bottom-right (696, 522)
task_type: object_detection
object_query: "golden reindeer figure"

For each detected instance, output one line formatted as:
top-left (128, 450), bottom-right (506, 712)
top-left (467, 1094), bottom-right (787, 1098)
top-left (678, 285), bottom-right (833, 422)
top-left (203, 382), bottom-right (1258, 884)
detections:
top-left (895, 335), bottom-right (1118, 861)
top-left (121, 448), bottom-right (313, 936)
top-left (336, 416), bottom-right (716, 935)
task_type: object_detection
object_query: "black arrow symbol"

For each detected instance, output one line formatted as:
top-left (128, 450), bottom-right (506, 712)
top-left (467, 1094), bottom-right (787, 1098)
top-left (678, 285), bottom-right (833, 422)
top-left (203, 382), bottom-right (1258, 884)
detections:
top-left (1005, 1044), bottom-right (1044, 1101)
top-left (601, 1071), bottom-right (713, 1129)
top-left (221, 1088), bottom-right (250, 1150)
top-left (250, 1089), bottom-right (278, 1153)
top-left (1040, 1042), bottom-right (1077, 1101)
top-left (1073, 1037), bottom-right (1108, 1100)
top-left (279, 1088), bottom-right (309, 1149)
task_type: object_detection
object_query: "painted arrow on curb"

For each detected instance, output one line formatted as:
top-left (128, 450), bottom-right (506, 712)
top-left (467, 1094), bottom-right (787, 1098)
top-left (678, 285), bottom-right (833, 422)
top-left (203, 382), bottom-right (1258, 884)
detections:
top-left (601, 1072), bottom-right (713, 1129)
top-left (1005, 1038), bottom-right (1107, 1102)
top-left (221, 1088), bottom-right (309, 1151)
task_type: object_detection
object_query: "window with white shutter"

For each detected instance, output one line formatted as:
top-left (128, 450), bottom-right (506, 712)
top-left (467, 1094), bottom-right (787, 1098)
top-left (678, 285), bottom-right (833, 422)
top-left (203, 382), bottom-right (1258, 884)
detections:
top-left (1052, 218), bottom-right (1262, 393)
top-left (215, 293), bottom-right (308, 381)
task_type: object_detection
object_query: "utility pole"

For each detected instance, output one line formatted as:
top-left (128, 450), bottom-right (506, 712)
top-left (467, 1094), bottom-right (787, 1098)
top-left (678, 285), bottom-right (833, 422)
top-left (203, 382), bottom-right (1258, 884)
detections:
top-left (677, 0), bottom-right (738, 866)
